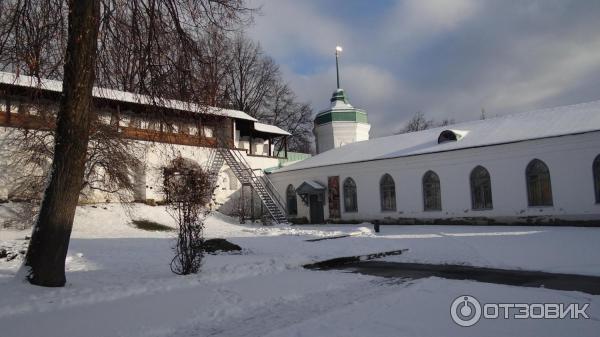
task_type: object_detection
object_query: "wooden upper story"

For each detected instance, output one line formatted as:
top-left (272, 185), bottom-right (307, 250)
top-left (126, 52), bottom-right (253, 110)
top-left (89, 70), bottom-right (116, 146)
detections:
top-left (0, 72), bottom-right (290, 158)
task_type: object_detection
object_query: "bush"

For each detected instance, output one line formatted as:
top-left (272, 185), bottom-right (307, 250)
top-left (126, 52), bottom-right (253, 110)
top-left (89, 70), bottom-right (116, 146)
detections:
top-left (163, 157), bottom-right (215, 275)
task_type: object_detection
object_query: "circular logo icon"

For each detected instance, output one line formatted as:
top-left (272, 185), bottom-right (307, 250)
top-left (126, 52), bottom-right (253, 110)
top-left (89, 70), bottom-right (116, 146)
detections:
top-left (451, 295), bottom-right (482, 327)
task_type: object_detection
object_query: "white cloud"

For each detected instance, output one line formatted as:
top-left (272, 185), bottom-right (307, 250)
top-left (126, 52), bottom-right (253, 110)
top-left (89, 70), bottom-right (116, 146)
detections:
top-left (249, 1), bottom-right (600, 137)
top-left (247, 0), bottom-right (346, 59)
top-left (283, 63), bottom-right (399, 107)
top-left (382, 0), bottom-right (480, 54)
top-left (485, 36), bottom-right (600, 111)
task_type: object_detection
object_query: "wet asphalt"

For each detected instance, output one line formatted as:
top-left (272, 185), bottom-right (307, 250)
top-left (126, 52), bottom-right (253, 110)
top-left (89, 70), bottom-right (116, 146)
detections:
top-left (335, 261), bottom-right (600, 295)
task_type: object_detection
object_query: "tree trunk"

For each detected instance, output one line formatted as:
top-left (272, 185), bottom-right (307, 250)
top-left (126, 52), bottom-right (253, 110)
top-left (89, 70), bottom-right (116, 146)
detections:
top-left (24, 0), bottom-right (100, 287)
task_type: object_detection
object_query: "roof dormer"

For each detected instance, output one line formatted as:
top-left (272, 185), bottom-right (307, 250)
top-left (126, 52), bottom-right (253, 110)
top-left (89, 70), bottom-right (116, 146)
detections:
top-left (438, 129), bottom-right (468, 144)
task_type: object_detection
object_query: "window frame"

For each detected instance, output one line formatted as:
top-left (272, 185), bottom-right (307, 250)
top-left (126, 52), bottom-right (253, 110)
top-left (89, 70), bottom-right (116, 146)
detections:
top-left (422, 170), bottom-right (442, 211)
top-left (470, 165), bottom-right (493, 210)
top-left (379, 174), bottom-right (397, 212)
top-left (525, 159), bottom-right (553, 207)
top-left (343, 177), bottom-right (358, 213)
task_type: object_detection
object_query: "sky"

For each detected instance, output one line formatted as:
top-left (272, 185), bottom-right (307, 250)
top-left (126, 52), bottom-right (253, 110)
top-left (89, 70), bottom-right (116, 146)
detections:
top-left (247, 0), bottom-right (600, 137)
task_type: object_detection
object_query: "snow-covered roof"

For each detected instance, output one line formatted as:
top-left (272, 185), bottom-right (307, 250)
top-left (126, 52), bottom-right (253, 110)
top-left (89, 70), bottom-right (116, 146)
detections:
top-left (330, 99), bottom-right (354, 110)
top-left (254, 122), bottom-right (291, 136)
top-left (276, 99), bottom-right (600, 173)
top-left (296, 180), bottom-right (326, 194)
top-left (0, 72), bottom-right (257, 122)
top-left (304, 180), bottom-right (325, 189)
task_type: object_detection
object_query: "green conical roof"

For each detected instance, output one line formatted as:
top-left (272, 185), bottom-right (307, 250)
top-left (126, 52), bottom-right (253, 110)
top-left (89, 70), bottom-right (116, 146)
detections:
top-left (330, 88), bottom-right (349, 104)
top-left (314, 88), bottom-right (368, 126)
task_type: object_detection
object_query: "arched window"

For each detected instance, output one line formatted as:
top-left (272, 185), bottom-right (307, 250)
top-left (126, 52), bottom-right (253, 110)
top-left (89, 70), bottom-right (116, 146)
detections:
top-left (526, 159), bottom-right (553, 206)
top-left (380, 174), bottom-right (396, 211)
top-left (470, 166), bottom-right (493, 210)
top-left (343, 177), bottom-right (358, 212)
top-left (286, 185), bottom-right (298, 216)
top-left (594, 155), bottom-right (600, 203)
top-left (423, 171), bottom-right (441, 211)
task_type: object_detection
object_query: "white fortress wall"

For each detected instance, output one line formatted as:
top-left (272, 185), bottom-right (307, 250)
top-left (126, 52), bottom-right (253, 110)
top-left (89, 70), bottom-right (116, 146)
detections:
top-left (0, 127), bottom-right (279, 214)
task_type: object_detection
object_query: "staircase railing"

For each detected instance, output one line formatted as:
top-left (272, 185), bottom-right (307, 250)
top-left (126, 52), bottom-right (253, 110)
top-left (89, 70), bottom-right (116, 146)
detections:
top-left (205, 147), bottom-right (223, 190)
top-left (228, 147), bottom-right (287, 215)
top-left (212, 130), bottom-right (288, 223)
top-left (260, 173), bottom-right (287, 214)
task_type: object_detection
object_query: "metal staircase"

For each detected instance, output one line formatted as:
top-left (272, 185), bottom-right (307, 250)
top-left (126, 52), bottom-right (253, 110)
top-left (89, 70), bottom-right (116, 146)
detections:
top-left (206, 135), bottom-right (289, 224)
top-left (206, 147), bottom-right (225, 192)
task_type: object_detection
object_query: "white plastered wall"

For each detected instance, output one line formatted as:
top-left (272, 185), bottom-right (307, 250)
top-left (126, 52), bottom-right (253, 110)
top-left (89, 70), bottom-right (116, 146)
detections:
top-left (314, 121), bottom-right (371, 154)
top-left (0, 127), bottom-right (279, 214)
top-left (270, 132), bottom-right (600, 223)
top-left (129, 141), bottom-right (278, 208)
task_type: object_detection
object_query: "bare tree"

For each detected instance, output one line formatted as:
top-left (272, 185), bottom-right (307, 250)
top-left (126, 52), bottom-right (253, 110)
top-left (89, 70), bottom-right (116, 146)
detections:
top-left (224, 34), bottom-right (313, 152)
top-left (438, 118), bottom-right (455, 127)
top-left (195, 27), bottom-right (233, 107)
top-left (226, 34), bottom-right (277, 116)
top-left (95, 1), bottom-right (252, 103)
top-left (0, 0), bottom-right (67, 78)
top-left (397, 111), bottom-right (433, 134)
top-left (264, 81), bottom-right (313, 153)
top-left (396, 111), bottom-right (455, 134)
top-left (22, 0), bottom-right (102, 287)
top-left (0, 0), bottom-right (252, 287)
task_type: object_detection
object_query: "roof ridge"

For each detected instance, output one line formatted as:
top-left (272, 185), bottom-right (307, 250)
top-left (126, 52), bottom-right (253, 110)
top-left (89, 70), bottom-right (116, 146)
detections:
top-left (375, 99), bottom-right (600, 142)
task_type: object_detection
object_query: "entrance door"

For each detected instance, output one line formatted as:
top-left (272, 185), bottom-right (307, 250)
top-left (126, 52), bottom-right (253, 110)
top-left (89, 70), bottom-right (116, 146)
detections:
top-left (309, 194), bottom-right (324, 224)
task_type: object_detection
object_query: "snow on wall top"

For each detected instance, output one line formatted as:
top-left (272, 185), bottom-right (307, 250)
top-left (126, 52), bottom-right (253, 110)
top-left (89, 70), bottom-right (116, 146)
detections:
top-left (330, 99), bottom-right (354, 110)
top-left (275, 99), bottom-right (600, 173)
top-left (254, 122), bottom-right (291, 136)
top-left (0, 72), bottom-right (258, 122)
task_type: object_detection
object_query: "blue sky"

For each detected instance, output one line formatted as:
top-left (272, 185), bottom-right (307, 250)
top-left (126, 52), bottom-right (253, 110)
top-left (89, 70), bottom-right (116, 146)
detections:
top-left (248, 0), bottom-right (600, 136)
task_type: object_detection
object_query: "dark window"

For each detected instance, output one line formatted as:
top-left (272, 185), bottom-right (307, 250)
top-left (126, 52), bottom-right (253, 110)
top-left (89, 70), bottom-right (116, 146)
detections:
top-left (470, 166), bottom-right (493, 210)
top-left (286, 184), bottom-right (298, 216)
top-left (343, 178), bottom-right (358, 212)
top-left (438, 130), bottom-right (458, 143)
top-left (526, 159), bottom-right (553, 206)
top-left (380, 174), bottom-right (396, 211)
top-left (423, 171), bottom-right (441, 211)
top-left (594, 155), bottom-right (600, 203)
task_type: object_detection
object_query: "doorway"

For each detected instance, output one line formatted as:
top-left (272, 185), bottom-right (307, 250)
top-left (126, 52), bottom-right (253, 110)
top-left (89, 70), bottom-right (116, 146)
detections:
top-left (309, 194), bottom-right (324, 224)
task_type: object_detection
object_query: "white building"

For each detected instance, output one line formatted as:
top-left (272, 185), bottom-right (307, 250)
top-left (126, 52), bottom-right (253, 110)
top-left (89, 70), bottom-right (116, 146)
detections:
top-left (313, 46), bottom-right (371, 154)
top-left (0, 72), bottom-right (291, 217)
top-left (313, 88), bottom-right (370, 154)
top-left (271, 100), bottom-right (600, 225)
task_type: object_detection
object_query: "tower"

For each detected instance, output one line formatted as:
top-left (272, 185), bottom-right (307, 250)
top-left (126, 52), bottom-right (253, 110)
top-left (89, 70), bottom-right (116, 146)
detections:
top-left (313, 46), bottom-right (370, 154)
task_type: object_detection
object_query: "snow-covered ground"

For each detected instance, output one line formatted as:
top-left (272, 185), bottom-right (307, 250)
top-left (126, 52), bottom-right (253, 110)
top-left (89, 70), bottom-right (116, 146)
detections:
top-left (1, 203), bottom-right (599, 337)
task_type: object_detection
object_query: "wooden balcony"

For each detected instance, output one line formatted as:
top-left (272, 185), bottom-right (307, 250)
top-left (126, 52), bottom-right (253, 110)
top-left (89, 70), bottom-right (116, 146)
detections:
top-left (0, 110), bottom-right (233, 148)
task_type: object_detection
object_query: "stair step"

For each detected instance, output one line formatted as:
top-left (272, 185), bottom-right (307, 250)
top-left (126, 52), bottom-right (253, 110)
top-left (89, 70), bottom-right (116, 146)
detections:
top-left (215, 148), bottom-right (288, 224)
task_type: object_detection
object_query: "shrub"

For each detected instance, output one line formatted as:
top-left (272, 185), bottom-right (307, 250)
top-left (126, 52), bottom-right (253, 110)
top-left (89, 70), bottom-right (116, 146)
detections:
top-left (163, 157), bottom-right (215, 275)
